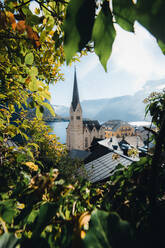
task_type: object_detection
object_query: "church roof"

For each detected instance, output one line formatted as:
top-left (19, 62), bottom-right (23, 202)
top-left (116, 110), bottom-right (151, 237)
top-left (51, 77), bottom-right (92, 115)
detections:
top-left (71, 69), bottom-right (80, 111)
top-left (83, 120), bottom-right (101, 131)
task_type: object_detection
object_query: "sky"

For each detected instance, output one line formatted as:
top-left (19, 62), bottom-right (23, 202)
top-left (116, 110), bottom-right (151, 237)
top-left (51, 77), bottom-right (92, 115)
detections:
top-left (49, 21), bottom-right (165, 107)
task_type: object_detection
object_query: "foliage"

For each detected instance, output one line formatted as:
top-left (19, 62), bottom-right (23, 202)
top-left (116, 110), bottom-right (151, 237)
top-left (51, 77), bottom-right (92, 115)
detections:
top-left (1, 0), bottom-right (165, 248)
top-left (0, 233), bottom-right (18, 248)
top-left (64, 0), bottom-right (165, 70)
top-left (83, 209), bottom-right (134, 248)
top-left (144, 90), bottom-right (165, 128)
top-left (0, 0), bottom-right (66, 143)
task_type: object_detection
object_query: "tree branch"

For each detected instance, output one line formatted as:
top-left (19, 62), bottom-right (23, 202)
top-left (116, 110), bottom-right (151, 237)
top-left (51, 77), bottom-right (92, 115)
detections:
top-left (35, 0), bottom-right (63, 21)
top-left (16, 0), bottom-right (32, 9)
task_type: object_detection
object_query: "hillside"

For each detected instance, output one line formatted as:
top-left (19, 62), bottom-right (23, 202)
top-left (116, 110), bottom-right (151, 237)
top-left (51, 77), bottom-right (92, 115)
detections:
top-left (53, 78), bottom-right (165, 122)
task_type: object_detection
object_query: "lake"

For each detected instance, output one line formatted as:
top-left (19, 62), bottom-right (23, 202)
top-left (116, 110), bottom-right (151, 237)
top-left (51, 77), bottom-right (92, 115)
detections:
top-left (47, 120), bottom-right (151, 144)
top-left (47, 121), bottom-right (69, 144)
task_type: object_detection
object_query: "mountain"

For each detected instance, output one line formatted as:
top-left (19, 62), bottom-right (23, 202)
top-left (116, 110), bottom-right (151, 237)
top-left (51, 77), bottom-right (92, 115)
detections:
top-left (53, 105), bottom-right (69, 118)
top-left (53, 79), bottom-right (165, 122)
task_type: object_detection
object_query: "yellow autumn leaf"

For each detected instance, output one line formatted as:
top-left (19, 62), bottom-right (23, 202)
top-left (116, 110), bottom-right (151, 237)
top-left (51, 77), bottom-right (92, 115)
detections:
top-left (43, 18), bottom-right (47, 25)
top-left (34, 8), bottom-right (40, 15)
top-left (79, 211), bottom-right (91, 230)
top-left (17, 203), bottom-right (25, 209)
top-left (49, 30), bottom-right (54, 36)
top-left (25, 162), bottom-right (38, 171)
top-left (80, 230), bottom-right (86, 239)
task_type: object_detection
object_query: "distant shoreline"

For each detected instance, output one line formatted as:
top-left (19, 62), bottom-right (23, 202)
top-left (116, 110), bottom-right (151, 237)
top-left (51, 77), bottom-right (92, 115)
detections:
top-left (44, 118), bottom-right (69, 122)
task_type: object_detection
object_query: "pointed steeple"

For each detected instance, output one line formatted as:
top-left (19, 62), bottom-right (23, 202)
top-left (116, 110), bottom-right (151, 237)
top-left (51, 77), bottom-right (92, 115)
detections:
top-left (71, 68), bottom-right (80, 111)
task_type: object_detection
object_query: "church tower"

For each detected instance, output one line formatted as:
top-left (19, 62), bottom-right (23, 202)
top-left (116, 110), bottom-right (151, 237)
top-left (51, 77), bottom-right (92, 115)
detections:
top-left (66, 69), bottom-right (84, 150)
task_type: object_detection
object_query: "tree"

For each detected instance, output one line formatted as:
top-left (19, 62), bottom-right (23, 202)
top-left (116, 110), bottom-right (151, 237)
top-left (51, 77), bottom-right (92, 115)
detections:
top-left (0, 0), bottom-right (69, 212)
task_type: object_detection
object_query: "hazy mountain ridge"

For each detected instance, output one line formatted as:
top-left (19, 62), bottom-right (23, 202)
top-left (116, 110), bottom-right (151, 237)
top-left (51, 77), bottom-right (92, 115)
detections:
top-left (53, 79), bottom-right (165, 122)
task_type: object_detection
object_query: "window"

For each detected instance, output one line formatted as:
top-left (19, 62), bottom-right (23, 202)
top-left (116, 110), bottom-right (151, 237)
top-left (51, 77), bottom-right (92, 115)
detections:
top-left (71, 116), bottom-right (73, 120)
top-left (76, 116), bottom-right (80, 120)
top-left (85, 137), bottom-right (88, 148)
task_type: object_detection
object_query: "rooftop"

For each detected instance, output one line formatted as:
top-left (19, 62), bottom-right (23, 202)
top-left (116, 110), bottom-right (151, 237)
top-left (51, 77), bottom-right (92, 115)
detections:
top-left (83, 150), bottom-right (133, 183)
top-left (83, 120), bottom-right (101, 131)
top-left (103, 120), bottom-right (133, 132)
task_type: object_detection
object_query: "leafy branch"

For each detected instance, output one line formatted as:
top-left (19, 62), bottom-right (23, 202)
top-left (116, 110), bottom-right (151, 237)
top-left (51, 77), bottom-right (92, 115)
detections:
top-left (16, 0), bottom-right (32, 9)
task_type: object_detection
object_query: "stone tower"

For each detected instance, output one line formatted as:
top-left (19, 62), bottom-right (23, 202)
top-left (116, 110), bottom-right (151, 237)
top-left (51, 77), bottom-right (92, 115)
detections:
top-left (66, 69), bottom-right (84, 150)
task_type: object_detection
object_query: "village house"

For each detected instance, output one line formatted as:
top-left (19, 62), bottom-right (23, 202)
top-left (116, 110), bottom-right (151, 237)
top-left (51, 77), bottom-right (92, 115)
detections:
top-left (103, 120), bottom-right (135, 138)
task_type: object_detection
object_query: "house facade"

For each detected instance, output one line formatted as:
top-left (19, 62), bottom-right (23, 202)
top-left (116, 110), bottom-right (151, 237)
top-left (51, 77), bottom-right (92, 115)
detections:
top-left (66, 70), bottom-right (105, 151)
top-left (103, 120), bottom-right (135, 138)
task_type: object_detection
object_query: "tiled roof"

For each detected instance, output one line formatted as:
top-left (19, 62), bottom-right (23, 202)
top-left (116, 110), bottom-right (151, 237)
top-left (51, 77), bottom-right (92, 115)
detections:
top-left (83, 120), bottom-right (101, 131)
top-left (118, 136), bottom-right (144, 148)
top-left (84, 151), bottom-right (132, 183)
top-left (103, 120), bottom-right (132, 132)
top-left (71, 69), bottom-right (80, 111)
top-left (84, 141), bottom-right (110, 163)
top-left (98, 138), bottom-right (122, 151)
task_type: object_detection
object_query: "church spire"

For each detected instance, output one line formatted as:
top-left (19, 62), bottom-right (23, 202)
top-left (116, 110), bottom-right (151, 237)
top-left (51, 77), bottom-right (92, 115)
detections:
top-left (71, 68), bottom-right (80, 111)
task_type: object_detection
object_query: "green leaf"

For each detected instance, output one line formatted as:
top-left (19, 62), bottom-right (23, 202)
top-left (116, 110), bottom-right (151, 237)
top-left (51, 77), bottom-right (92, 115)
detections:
top-left (42, 102), bottom-right (55, 117)
top-left (29, 77), bottom-right (38, 92)
top-left (64, 0), bottom-right (95, 64)
top-left (136, 0), bottom-right (165, 54)
top-left (29, 15), bottom-right (43, 26)
top-left (0, 233), bottom-right (18, 248)
top-left (113, 0), bottom-right (136, 32)
top-left (76, 0), bottom-right (95, 51)
top-left (16, 153), bottom-right (27, 163)
top-left (83, 210), bottom-right (134, 248)
top-left (39, 106), bottom-right (44, 113)
top-left (29, 67), bottom-right (38, 77)
top-left (36, 106), bottom-right (43, 120)
top-left (27, 209), bottom-right (39, 224)
top-left (2, 210), bottom-right (16, 224)
top-left (22, 6), bottom-right (32, 16)
top-left (27, 143), bottom-right (39, 151)
top-left (0, 200), bottom-right (17, 224)
top-left (25, 53), bottom-right (34, 65)
top-left (46, 16), bottom-right (55, 32)
top-left (32, 203), bottom-right (57, 238)
top-left (158, 39), bottom-right (165, 54)
top-left (29, 100), bottom-right (35, 109)
top-left (92, 1), bottom-right (116, 71)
